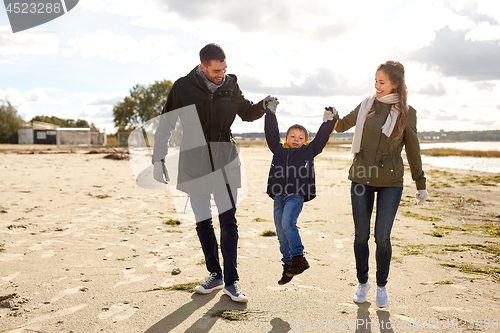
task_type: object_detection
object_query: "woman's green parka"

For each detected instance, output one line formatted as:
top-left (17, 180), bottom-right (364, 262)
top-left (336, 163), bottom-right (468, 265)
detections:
top-left (335, 100), bottom-right (426, 190)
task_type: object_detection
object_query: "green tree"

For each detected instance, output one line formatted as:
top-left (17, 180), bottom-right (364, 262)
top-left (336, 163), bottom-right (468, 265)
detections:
top-left (0, 102), bottom-right (24, 143)
top-left (30, 115), bottom-right (98, 131)
top-left (113, 80), bottom-right (173, 132)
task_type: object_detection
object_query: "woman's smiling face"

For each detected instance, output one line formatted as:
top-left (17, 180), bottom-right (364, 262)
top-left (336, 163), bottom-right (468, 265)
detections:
top-left (375, 69), bottom-right (398, 98)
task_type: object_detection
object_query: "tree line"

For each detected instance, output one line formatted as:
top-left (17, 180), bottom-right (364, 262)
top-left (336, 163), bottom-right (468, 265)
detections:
top-left (31, 115), bottom-right (96, 130)
top-left (3, 78), bottom-right (500, 144)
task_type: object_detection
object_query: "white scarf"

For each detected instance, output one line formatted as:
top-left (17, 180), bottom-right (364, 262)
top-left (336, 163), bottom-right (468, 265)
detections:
top-left (351, 92), bottom-right (400, 154)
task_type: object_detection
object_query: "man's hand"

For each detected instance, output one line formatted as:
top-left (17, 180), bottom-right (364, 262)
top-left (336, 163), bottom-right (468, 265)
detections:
top-left (263, 95), bottom-right (279, 113)
top-left (415, 189), bottom-right (428, 205)
top-left (153, 160), bottom-right (170, 184)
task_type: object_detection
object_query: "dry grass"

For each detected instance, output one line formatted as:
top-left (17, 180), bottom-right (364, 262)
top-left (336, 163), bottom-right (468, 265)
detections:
top-left (421, 148), bottom-right (500, 158)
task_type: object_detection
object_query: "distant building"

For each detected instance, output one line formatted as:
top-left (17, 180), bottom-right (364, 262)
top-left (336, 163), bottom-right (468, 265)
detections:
top-left (18, 121), bottom-right (106, 145)
top-left (18, 121), bottom-right (58, 144)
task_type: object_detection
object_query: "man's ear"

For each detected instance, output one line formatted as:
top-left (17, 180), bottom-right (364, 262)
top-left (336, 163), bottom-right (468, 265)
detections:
top-left (200, 63), bottom-right (206, 72)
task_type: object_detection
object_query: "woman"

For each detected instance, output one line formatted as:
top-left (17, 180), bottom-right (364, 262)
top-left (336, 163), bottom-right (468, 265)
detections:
top-left (329, 60), bottom-right (428, 307)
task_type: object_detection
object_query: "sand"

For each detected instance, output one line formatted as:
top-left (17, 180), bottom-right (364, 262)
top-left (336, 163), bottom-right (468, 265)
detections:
top-left (0, 143), bottom-right (499, 333)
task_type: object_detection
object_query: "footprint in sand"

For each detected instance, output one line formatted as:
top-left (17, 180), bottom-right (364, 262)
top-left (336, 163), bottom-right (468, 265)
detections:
top-left (334, 239), bottom-right (344, 249)
top-left (315, 232), bottom-right (331, 241)
top-left (114, 268), bottom-right (149, 287)
top-left (0, 253), bottom-right (24, 262)
top-left (7, 304), bottom-right (88, 332)
top-left (0, 272), bottom-right (20, 287)
top-left (50, 286), bottom-right (85, 303)
top-left (98, 303), bottom-right (139, 321)
top-left (41, 250), bottom-right (55, 258)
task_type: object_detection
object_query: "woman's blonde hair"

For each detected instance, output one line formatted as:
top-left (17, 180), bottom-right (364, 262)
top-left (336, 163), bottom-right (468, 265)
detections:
top-left (368, 60), bottom-right (409, 140)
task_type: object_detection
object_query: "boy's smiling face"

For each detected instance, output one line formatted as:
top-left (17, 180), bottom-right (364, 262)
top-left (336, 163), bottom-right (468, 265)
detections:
top-left (286, 128), bottom-right (306, 148)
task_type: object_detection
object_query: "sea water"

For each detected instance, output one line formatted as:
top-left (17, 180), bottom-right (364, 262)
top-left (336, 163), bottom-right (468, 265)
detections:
top-left (419, 142), bottom-right (500, 174)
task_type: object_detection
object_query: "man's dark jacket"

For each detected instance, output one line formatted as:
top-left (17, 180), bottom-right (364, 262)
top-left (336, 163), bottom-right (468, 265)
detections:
top-left (153, 66), bottom-right (266, 194)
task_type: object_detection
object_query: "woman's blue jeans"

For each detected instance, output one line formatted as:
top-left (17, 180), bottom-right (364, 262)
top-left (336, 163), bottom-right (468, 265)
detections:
top-left (190, 190), bottom-right (238, 286)
top-left (351, 182), bottom-right (402, 287)
top-left (273, 194), bottom-right (305, 265)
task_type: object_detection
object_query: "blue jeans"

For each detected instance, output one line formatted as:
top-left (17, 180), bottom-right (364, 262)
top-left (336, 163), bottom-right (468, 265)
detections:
top-left (273, 194), bottom-right (305, 265)
top-left (190, 190), bottom-right (238, 286)
top-left (351, 182), bottom-right (402, 287)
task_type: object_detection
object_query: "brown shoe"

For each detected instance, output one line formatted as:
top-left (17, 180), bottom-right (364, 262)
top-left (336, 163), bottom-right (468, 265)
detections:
top-left (286, 255), bottom-right (310, 277)
top-left (278, 264), bottom-right (293, 285)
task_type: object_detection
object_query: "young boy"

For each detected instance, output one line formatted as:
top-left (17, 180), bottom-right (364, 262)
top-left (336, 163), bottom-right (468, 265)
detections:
top-left (265, 103), bottom-right (337, 284)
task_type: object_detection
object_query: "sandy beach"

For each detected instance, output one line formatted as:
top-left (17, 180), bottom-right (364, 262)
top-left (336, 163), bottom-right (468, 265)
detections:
top-left (0, 143), bottom-right (499, 333)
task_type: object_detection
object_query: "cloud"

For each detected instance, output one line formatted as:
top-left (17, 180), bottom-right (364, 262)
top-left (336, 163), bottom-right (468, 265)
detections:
top-left (239, 68), bottom-right (371, 97)
top-left (433, 109), bottom-right (459, 121)
top-left (86, 95), bottom-right (123, 106)
top-left (473, 120), bottom-right (495, 126)
top-left (63, 31), bottom-right (181, 64)
top-left (407, 26), bottom-right (500, 81)
top-left (0, 26), bottom-right (59, 56)
top-left (88, 107), bottom-right (113, 119)
top-left (146, 0), bottom-right (366, 41)
top-left (0, 88), bottom-right (67, 106)
top-left (474, 81), bottom-right (497, 91)
top-left (415, 82), bottom-right (447, 96)
top-left (465, 22), bottom-right (500, 41)
top-left (417, 107), bottom-right (460, 121)
top-left (453, 0), bottom-right (499, 25)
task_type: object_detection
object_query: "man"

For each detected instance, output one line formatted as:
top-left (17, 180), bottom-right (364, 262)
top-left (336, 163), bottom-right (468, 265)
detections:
top-left (152, 43), bottom-right (278, 302)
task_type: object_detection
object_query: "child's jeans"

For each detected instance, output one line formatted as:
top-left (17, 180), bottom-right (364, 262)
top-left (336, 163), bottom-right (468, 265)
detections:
top-left (273, 193), bottom-right (305, 265)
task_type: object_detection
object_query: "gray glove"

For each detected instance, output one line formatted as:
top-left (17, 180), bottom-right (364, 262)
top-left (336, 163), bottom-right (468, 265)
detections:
top-left (415, 189), bottom-right (428, 205)
top-left (263, 95), bottom-right (279, 113)
top-left (153, 160), bottom-right (170, 184)
top-left (323, 108), bottom-right (334, 122)
top-left (325, 106), bottom-right (338, 118)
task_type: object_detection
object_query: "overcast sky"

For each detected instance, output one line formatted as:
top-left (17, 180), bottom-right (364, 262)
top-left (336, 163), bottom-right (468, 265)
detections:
top-left (1, 0), bottom-right (500, 134)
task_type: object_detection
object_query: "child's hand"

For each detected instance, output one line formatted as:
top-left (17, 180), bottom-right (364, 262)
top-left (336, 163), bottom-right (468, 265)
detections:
top-left (323, 106), bottom-right (337, 122)
top-left (325, 106), bottom-right (338, 118)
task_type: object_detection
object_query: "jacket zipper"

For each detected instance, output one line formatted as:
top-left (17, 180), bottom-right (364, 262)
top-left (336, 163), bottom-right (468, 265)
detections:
top-left (285, 149), bottom-right (289, 194)
top-left (206, 91), bottom-right (215, 171)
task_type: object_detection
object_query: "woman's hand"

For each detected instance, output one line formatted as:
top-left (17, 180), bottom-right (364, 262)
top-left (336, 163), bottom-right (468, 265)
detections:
top-left (415, 190), bottom-right (428, 205)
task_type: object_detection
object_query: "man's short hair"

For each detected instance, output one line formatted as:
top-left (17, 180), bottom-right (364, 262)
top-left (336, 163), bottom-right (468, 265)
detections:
top-left (199, 43), bottom-right (226, 66)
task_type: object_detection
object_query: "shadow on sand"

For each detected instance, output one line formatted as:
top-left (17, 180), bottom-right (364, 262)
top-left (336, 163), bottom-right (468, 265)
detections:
top-left (144, 291), bottom-right (291, 333)
top-left (355, 302), bottom-right (395, 333)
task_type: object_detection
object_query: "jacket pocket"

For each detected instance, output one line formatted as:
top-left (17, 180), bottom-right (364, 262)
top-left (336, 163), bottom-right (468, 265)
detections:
top-left (392, 156), bottom-right (404, 180)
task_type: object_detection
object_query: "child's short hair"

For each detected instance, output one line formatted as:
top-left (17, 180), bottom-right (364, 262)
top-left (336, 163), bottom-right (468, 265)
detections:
top-left (286, 124), bottom-right (309, 141)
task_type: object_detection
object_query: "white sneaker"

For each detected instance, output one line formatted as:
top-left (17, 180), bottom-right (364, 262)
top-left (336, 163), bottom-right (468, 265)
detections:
top-left (353, 281), bottom-right (371, 303)
top-left (223, 281), bottom-right (248, 303)
top-left (376, 286), bottom-right (389, 307)
top-left (193, 272), bottom-right (223, 294)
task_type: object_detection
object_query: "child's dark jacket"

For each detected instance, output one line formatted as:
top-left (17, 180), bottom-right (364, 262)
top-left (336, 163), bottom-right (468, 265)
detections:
top-left (265, 111), bottom-right (337, 202)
